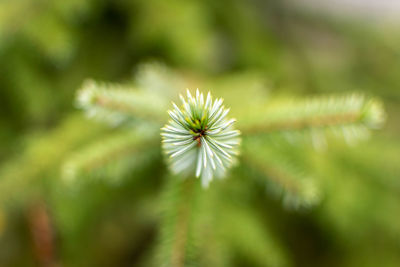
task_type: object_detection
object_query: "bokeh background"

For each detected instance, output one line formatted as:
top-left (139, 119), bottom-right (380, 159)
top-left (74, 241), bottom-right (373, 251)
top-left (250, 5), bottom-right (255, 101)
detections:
top-left (0, 0), bottom-right (399, 266)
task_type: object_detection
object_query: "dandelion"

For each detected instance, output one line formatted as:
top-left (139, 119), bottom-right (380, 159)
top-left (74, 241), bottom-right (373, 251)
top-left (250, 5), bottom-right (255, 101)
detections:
top-left (161, 89), bottom-right (241, 187)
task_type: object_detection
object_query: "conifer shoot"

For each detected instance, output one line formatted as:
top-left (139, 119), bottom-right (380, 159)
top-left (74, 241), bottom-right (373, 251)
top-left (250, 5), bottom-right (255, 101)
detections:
top-left (161, 89), bottom-right (241, 187)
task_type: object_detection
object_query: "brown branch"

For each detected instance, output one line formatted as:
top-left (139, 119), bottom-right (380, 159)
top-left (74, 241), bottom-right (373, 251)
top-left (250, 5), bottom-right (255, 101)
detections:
top-left (27, 201), bottom-right (59, 267)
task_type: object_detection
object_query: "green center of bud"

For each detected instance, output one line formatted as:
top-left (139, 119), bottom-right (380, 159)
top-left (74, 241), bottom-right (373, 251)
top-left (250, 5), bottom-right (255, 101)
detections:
top-left (187, 118), bottom-right (208, 145)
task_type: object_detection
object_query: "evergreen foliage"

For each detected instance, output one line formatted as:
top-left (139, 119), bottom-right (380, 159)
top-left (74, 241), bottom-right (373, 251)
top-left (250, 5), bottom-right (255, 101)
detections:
top-left (0, 1), bottom-right (400, 266)
top-left (59, 64), bottom-right (385, 265)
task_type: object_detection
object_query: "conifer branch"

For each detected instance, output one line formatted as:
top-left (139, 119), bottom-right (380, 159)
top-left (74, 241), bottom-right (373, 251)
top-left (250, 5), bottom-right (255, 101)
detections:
top-left (62, 129), bottom-right (159, 183)
top-left (193, 187), bottom-right (230, 267)
top-left (76, 80), bottom-right (168, 126)
top-left (171, 180), bottom-right (193, 267)
top-left (240, 94), bottom-right (385, 144)
top-left (242, 142), bottom-right (320, 209)
top-left (156, 177), bottom-right (201, 267)
top-left (0, 115), bottom-right (105, 205)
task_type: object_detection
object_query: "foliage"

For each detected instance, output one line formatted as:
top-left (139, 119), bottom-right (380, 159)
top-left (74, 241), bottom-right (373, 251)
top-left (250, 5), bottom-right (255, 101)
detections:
top-left (0, 1), bottom-right (400, 267)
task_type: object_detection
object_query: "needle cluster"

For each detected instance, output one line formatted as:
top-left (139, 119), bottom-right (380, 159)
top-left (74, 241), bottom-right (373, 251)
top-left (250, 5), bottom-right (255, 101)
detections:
top-left (161, 89), bottom-right (241, 187)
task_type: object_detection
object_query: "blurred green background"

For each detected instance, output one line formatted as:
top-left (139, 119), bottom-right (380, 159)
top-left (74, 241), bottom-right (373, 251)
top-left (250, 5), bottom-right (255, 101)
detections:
top-left (0, 0), bottom-right (399, 266)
